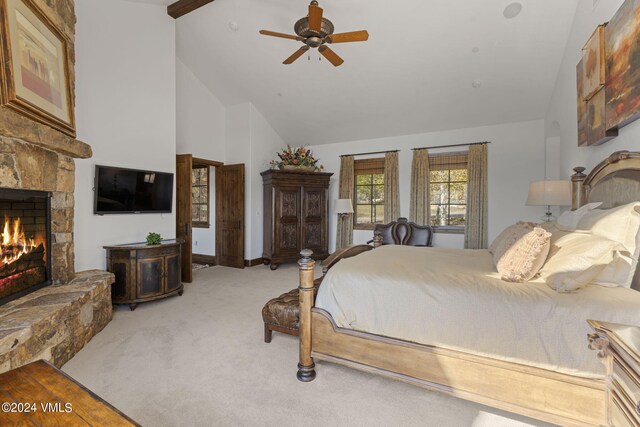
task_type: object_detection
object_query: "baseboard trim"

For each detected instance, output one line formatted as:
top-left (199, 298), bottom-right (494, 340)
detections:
top-left (244, 258), bottom-right (265, 267)
top-left (193, 254), bottom-right (216, 265)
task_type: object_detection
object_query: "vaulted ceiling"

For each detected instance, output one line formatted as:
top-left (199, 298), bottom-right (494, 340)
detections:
top-left (136, 0), bottom-right (580, 145)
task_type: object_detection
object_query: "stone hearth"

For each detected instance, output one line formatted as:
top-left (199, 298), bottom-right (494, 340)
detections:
top-left (0, 271), bottom-right (113, 372)
top-left (0, 0), bottom-right (113, 373)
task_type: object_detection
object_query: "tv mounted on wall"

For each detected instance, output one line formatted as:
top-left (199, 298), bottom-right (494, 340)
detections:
top-left (94, 165), bottom-right (174, 214)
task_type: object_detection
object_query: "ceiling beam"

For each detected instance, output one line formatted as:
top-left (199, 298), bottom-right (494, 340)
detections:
top-left (167, 0), bottom-right (214, 19)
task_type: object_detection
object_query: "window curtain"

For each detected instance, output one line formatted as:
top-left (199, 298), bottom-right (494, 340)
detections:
top-left (336, 156), bottom-right (354, 250)
top-left (465, 144), bottom-right (488, 249)
top-left (409, 149), bottom-right (430, 225)
top-left (384, 152), bottom-right (400, 222)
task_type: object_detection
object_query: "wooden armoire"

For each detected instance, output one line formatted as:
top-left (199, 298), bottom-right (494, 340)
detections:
top-left (261, 169), bottom-right (333, 270)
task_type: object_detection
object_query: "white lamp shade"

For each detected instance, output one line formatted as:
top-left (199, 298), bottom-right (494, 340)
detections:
top-left (526, 180), bottom-right (571, 206)
top-left (335, 198), bottom-right (354, 214)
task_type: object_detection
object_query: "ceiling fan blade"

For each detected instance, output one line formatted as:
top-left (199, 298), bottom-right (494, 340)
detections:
top-left (259, 30), bottom-right (302, 41)
top-left (328, 30), bottom-right (369, 43)
top-left (318, 46), bottom-right (344, 67)
top-left (283, 46), bottom-right (309, 64)
top-left (308, 4), bottom-right (323, 33)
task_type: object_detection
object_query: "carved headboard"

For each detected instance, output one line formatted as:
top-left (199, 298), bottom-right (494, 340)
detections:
top-left (572, 151), bottom-right (640, 290)
top-left (572, 151), bottom-right (640, 209)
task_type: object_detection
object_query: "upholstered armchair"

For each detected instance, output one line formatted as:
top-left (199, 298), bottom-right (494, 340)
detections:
top-left (369, 217), bottom-right (434, 247)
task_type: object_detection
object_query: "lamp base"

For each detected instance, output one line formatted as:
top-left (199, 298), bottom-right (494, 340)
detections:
top-left (540, 206), bottom-right (555, 223)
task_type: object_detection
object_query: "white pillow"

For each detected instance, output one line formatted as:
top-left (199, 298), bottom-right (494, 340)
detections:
top-left (539, 229), bottom-right (633, 292)
top-left (576, 202), bottom-right (640, 259)
top-left (557, 202), bottom-right (602, 229)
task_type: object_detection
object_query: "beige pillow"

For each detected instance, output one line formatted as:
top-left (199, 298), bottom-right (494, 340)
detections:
top-left (577, 202), bottom-right (640, 259)
top-left (539, 229), bottom-right (633, 292)
top-left (489, 221), bottom-right (537, 255)
top-left (493, 223), bottom-right (551, 282)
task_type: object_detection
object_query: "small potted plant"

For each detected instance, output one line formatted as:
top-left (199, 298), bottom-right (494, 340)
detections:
top-left (146, 232), bottom-right (162, 245)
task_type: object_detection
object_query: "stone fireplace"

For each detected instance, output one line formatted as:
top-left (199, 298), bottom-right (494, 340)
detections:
top-left (0, 0), bottom-right (113, 373)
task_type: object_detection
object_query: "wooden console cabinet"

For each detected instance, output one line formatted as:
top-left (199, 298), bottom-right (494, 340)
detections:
top-left (104, 240), bottom-right (183, 310)
top-left (261, 169), bottom-right (333, 270)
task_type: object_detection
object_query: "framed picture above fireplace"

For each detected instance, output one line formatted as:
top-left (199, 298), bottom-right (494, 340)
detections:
top-left (0, 0), bottom-right (75, 137)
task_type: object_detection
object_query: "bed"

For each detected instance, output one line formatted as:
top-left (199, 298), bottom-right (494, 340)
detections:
top-left (296, 151), bottom-right (640, 427)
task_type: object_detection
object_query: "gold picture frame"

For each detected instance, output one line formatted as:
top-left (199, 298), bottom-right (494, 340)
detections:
top-left (582, 24), bottom-right (606, 102)
top-left (605, 0), bottom-right (640, 131)
top-left (0, 0), bottom-right (75, 137)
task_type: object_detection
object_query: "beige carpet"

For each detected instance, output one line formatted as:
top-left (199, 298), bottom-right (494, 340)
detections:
top-left (63, 264), bottom-right (554, 427)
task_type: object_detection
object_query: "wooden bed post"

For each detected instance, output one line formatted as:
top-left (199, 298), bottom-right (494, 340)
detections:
top-left (297, 249), bottom-right (316, 382)
top-left (571, 166), bottom-right (587, 210)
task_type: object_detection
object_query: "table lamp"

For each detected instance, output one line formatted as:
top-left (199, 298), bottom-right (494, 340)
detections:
top-left (525, 180), bottom-right (571, 222)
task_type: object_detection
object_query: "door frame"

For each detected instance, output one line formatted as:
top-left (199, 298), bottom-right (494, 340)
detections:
top-left (176, 154), bottom-right (223, 282)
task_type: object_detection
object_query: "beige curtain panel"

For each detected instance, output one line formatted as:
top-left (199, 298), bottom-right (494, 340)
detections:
top-left (409, 149), bottom-right (430, 225)
top-left (384, 152), bottom-right (400, 223)
top-left (465, 144), bottom-right (488, 249)
top-left (336, 156), bottom-right (355, 250)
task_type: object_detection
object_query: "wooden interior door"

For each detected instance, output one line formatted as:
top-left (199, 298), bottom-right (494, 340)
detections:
top-left (216, 164), bottom-right (245, 268)
top-left (176, 154), bottom-right (193, 282)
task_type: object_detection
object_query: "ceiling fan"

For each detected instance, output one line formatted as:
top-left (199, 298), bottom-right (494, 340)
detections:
top-left (259, 1), bottom-right (369, 67)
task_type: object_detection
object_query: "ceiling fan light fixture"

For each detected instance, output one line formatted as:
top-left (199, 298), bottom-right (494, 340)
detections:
top-left (294, 17), bottom-right (334, 39)
top-left (259, 1), bottom-right (368, 67)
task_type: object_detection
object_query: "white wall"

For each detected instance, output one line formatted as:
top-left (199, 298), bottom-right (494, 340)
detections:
top-left (248, 104), bottom-right (287, 259)
top-left (546, 0), bottom-right (640, 175)
top-left (74, 0), bottom-right (176, 271)
top-left (176, 58), bottom-right (226, 160)
top-left (309, 120), bottom-right (546, 252)
top-left (176, 58), bottom-right (226, 256)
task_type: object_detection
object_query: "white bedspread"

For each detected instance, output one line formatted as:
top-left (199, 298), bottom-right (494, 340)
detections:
top-left (315, 245), bottom-right (640, 378)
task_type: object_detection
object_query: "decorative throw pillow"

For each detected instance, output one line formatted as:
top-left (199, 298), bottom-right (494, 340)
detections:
top-left (557, 202), bottom-right (602, 229)
top-left (539, 229), bottom-right (633, 292)
top-left (576, 202), bottom-right (640, 260)
top-left (493, 223), bottom-right (551, 282)
top-left (489, 221), bottom-right (537, 256)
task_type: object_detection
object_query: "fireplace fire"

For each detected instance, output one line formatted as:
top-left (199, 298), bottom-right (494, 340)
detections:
top-left (0, 189), bottom-right (51, 305)
top-left (1, 216), bottom-right (39, 266)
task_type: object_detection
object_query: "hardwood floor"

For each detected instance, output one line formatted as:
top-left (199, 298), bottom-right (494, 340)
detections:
top-left (0, 360), bottom-right (139, 426)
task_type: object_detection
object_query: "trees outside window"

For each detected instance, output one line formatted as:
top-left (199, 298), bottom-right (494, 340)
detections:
top-left (429, 153), bottom-right (468, 231)
top-left (191, 165), bottom-right (209, 227)
top-left (353, 158), bottom-right (385, 229)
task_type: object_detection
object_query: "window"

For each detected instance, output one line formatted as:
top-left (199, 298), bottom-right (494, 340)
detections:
top-left (429, 152), bottom-right (468, 231)
top-left (354, 158), bottom-right (385, 229)
top-left (191, 165), bottom-right (209, 228)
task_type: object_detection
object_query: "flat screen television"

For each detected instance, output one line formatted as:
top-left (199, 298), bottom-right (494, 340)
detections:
top-left (94, 165), bottom-right (174, 214)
